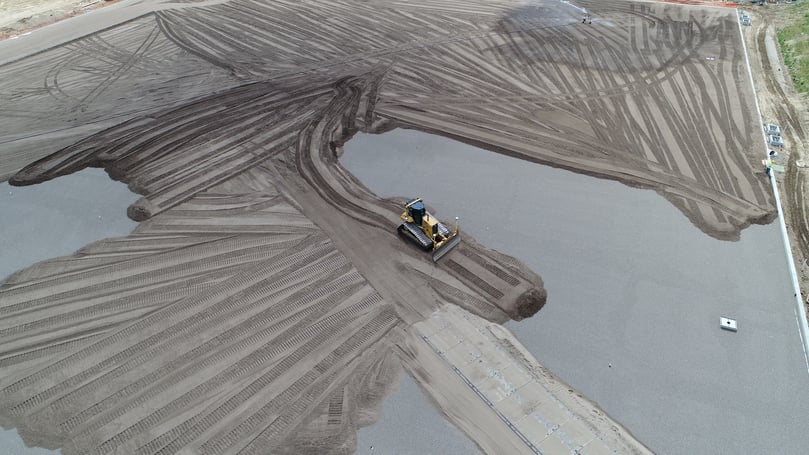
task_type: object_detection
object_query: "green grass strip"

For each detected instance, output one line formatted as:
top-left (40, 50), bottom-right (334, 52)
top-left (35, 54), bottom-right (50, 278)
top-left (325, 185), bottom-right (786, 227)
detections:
top-left (777, 1), bottom-right (809, 94)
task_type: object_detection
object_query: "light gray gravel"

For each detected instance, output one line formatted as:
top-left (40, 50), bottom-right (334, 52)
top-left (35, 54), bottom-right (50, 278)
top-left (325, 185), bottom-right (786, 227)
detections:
top-left (0, 168), bottom-right (139, 454)
top-left (355, 373), bottom-right (482, 455)
top-left (0, 168), bottom-right (139, 282)
top-left (342, 128), bottom-right (809, 455)
top-left (0, 428), bottom-right (56, 455)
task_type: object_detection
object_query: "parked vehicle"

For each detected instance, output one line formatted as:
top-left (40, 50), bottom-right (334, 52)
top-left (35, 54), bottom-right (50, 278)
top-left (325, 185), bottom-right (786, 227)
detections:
top-left (768, 134), bottom-right (784, 147)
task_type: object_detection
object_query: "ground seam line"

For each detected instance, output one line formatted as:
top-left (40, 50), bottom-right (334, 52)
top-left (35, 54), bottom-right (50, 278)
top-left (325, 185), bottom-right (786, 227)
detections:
top-left (419, 334), bottom-right (543, 454)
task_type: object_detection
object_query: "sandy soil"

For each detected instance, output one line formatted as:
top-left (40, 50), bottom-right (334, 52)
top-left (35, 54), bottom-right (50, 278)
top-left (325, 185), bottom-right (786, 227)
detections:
top-left (0, 0), bottom-right (782, 454)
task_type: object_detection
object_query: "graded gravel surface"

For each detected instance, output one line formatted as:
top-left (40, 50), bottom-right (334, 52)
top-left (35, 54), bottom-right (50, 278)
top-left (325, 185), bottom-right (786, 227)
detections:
top-left (0, 168), bottom-right (138, 454)
top-left (0, 427), bottom-right (57, 455)
top-left (0, 168), bottom-right (139, 281)
top-left (354, 373), bottom-right (481, 455)
top-left (0, 0), bottom-right (789, 454)
top-left (1, 0), bottom-right (773, 242)
top-left (342, 129), bottom-right (809, 455)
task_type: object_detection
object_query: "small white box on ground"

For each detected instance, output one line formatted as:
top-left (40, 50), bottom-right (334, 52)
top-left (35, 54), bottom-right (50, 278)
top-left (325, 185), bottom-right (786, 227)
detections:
top-left (720, 317), bottom-right (737, 332)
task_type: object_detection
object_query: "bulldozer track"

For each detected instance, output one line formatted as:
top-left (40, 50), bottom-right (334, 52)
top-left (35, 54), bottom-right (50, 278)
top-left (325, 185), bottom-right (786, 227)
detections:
top-left (42, 255), bottom-right (355, 417)
top-left (444, 259), bottom-right (505, 300)
top-left (92, 292), bottom-right (384, 454)
top-left (7, 242), bottom-right (341, 413)
top-left (60, 272), bottom-right (369, 437)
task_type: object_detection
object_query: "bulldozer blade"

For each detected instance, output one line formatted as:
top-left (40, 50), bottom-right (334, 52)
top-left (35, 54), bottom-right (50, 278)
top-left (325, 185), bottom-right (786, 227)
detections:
top-left (432, 235), bottom-right (461, 262)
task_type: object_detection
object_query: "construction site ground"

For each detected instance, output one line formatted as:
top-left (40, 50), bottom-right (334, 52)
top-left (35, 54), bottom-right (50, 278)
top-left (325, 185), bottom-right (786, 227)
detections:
top-left (1, 0), bottom-right (808, 454)
top-left (343, 126), bottom-right (809, 455)
top-left (743, 2), bottom-right (809, 325)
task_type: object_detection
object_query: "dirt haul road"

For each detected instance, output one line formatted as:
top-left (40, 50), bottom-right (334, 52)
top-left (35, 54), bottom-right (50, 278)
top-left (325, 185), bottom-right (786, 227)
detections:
top-left (0, 0), bottom-right (109, 39)
top-left (740, 6), bottom-right (809, 318)
top-left (0, 0), bottom-right (770, 453)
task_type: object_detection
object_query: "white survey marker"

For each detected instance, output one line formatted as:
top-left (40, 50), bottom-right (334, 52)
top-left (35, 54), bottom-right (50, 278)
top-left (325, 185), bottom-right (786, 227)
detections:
top-left (720, 317), bottom-right (738, 332)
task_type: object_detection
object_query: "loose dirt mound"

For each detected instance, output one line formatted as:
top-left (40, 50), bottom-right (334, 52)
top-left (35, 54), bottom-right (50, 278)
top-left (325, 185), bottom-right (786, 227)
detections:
top-left (515, 287), bottom-right (547, 319)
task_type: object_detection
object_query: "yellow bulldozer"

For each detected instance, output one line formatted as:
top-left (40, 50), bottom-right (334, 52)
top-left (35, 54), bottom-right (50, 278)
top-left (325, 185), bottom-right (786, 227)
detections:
top-left (398, 197), bottom-right (460, 261)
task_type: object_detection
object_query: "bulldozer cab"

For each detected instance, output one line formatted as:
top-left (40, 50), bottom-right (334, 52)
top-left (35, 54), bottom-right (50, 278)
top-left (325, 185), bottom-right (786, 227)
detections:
top-left (406, 198), bottom-right (426, 226)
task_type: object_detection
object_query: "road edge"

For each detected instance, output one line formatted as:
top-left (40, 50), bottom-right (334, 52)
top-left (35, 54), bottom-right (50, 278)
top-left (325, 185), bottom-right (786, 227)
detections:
top-left (737, 8), bottom-right (809, 375)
